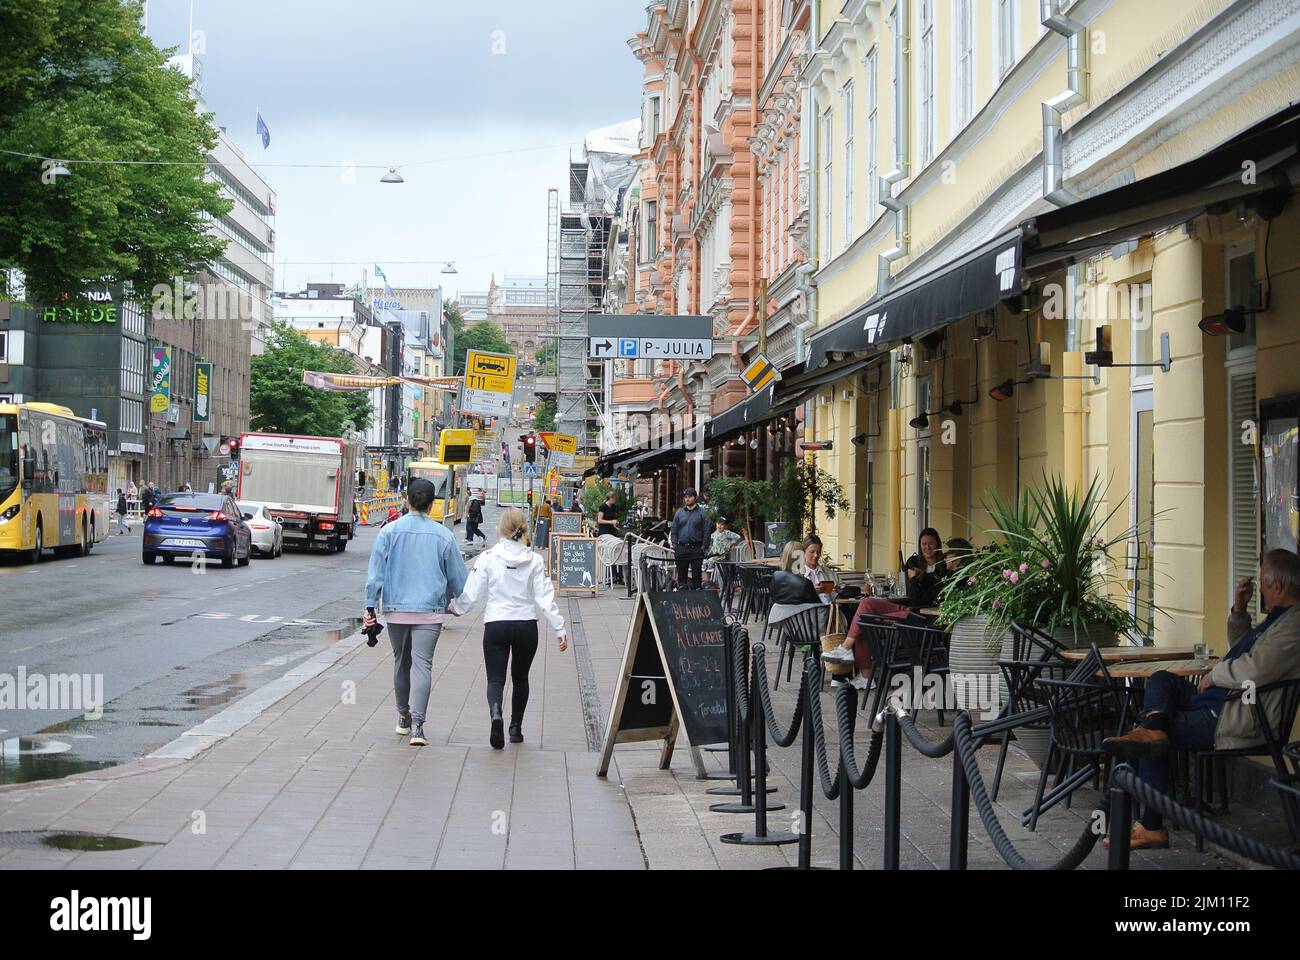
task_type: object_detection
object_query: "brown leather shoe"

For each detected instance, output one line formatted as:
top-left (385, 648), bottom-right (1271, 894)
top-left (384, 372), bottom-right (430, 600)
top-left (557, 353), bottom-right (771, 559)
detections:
top-left (1103, 823), bottom-right (1170, 850)
top-left (1103, 726), bottom-right (1170, 758)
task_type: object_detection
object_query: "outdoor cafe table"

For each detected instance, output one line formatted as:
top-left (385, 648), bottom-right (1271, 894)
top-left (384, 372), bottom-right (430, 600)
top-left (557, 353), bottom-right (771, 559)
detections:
top-left (1061, 645), bottom-right (1199, 662)
top-left (1102, 658), bottom-right (1217, 680)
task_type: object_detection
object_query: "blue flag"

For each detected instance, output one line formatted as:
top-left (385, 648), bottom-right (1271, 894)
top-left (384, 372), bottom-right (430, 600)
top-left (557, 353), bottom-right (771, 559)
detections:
top-left (256, 111), bottom-right (270, 149)
top-left (383, 281), bottom-right (395, 298)
top-left (373, 264), bottom-right (387, 280)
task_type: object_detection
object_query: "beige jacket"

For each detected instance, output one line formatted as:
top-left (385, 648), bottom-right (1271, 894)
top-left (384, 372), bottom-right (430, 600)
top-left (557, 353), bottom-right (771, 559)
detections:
top-left (1209, 606), bottom-right (1300, 750)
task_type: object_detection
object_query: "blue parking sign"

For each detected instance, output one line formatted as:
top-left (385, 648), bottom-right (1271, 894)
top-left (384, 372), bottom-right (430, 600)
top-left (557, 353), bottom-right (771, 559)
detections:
top-left (618, 338), bottom-right (638, 357)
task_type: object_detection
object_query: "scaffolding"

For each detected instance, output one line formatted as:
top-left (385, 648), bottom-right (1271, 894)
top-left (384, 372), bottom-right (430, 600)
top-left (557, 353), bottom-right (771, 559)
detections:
top-left (557, 188), bottom-right (611, 451)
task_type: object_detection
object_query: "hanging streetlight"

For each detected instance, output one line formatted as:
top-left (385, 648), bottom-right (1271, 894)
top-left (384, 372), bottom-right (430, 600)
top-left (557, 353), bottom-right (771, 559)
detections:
top-left (380, 167), bottom-right (405, 183)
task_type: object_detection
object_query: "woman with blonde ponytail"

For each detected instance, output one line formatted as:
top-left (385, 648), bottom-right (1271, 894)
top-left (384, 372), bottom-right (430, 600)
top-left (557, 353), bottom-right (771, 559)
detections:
top-left (450, 508), bottom-right (567, 748)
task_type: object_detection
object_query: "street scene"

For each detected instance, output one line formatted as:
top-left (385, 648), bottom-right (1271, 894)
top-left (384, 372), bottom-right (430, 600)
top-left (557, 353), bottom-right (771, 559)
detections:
top-left (2, 0), bottom-right (1300, 940)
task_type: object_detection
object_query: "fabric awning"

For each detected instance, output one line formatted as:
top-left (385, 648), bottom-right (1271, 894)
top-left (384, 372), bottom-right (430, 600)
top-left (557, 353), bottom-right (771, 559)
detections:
top-left (1021, 102), bottom-right (1300, 275)
top-left (703, 354), bottom-right (879, 449)
top-left (806, 228), bottom-right (1024, 369)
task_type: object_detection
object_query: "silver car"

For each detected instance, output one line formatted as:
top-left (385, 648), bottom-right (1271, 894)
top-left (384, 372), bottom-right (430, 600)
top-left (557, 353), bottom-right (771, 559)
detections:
top-left (237, 502), bottom-right (283, 558)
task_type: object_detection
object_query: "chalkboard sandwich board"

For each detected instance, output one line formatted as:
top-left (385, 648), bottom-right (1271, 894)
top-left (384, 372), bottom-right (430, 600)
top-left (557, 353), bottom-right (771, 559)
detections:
top-left (555, 535), bottom-right (599, 595)
top-left (597, 590), bottom-right (730, 778)
top-left (547, 511), bottom-right (586, 575)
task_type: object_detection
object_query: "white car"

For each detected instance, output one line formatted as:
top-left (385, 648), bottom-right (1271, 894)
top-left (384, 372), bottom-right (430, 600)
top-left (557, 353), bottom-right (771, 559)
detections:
top-left (238, 502), bottom-right (283, 558)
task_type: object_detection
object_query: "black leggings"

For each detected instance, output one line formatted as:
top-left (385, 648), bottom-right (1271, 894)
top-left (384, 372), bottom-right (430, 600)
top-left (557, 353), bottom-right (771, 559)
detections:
top-left (483, 620), bottom-right (539, 723)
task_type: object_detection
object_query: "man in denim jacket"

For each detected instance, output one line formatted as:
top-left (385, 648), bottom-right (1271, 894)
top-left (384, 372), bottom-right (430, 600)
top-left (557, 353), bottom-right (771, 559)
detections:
top-left (365, 478), bottom-right (469, 745)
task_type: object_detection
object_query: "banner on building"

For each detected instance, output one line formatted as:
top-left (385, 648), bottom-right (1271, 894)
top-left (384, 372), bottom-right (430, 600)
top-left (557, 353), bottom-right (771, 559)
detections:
top-left (149, 344), bottom-right (172, 414)
top-left (193, 361), bottom-right (213, 423)
top-left (301, 370), bottom-right (461, 393)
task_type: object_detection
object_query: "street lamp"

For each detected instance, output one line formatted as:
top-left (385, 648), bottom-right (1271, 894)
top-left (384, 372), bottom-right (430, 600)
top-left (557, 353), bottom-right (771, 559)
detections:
top-left (380, 167), bottom-right (405, 183)
top-left (441, 262), bottom-right (458, 275)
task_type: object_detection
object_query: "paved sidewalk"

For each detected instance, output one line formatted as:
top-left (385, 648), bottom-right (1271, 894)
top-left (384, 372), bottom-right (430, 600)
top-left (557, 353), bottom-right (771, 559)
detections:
top-left (0, 562), bottom-right (1264, 869)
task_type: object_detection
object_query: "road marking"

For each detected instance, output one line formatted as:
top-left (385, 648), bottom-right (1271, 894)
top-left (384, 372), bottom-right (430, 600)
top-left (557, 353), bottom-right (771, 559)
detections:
top-left (46, 636), bottom-right (68, 644)
top-left (10, 646), bottom-right (32, 653)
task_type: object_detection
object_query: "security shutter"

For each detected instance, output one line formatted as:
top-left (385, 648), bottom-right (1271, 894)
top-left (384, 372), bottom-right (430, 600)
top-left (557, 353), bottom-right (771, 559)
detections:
top-left (1229, 370), bottom-right (1258, 612)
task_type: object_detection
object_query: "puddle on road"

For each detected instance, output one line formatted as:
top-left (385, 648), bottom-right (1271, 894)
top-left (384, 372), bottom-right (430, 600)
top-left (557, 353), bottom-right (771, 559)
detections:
top-left (0, 830), bottom-right (159, 852)
top-left (178, 675), bottom-right (248, 709)
top-left (0, 737), bottom-right (119, 786)
top-left (253, 617), bottom-right (365, 645)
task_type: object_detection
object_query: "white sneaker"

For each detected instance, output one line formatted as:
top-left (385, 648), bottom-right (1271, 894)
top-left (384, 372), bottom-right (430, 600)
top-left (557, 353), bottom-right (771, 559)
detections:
top-left (850, 675), bottom-right (870, 691)
top-left (821, 644), bottom-right (854, 664)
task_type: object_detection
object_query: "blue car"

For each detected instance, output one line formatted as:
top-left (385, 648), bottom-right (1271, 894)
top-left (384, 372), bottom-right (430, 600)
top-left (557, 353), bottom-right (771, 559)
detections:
top-left (142, 492), bottom-right (252, 568)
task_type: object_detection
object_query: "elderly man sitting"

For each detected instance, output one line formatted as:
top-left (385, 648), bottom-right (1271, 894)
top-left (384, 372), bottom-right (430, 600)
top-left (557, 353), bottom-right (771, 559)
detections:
top-left (1104, 548), bottom-right (1300, 849)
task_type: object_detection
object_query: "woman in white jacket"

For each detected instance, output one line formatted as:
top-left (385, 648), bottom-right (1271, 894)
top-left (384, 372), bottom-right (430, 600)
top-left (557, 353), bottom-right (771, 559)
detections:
top-left (450, 508), bottom-right (567, 749)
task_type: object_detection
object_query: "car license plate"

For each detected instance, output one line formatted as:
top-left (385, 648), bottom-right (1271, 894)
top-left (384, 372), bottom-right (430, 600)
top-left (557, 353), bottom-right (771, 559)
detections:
top-left (163, 538), bottom-right (207, 548)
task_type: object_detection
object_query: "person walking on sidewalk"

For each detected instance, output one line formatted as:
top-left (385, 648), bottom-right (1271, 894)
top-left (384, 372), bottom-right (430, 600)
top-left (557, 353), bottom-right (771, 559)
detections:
top-left (449, 508), bottom-right (567, 749)
top-left (465, 492), bottom-right (487, 544)
top-left (365, 477), bottom-right (469, 747)
top-left (115, 488), bottom-right (130, 535)
top-left (669, 487), bottom-right (709, 590)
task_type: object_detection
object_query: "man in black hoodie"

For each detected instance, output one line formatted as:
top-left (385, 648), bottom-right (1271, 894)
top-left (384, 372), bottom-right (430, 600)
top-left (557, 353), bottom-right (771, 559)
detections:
top-left (669, 488), bottom-right (709, 590)
top-left (465, 493), bottom-right (487, 543)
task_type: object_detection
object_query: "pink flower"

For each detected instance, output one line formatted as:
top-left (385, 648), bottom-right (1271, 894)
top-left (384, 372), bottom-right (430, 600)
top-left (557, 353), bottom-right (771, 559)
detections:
top-left (1019, 563), bottom-right (1029, 574)
top-left (966, 576), bottom-right (976, 586)
top-left (1009, 572), bottom-right (1020, 584)
top-left (1002, 569), bottom-right (1013, 579)
top-left (992, 598), bottom-right (1001, 609)
top-left (1041, 559), bottom-right (1051, 569)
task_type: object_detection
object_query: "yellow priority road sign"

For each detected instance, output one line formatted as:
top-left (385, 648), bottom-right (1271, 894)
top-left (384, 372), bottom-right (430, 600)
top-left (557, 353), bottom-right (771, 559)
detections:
top-left (741, 353), bottom-right (780, 393)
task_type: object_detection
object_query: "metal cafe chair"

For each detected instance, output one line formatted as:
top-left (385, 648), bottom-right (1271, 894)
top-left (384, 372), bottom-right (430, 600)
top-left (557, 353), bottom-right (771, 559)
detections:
top-left (1274, 741), bottom-right (1300, 849)
top-left (1021, 645), bottom-right (1125, 831)
top-left (988, 623), bottom-right (1072, 802)
top-left (892, 619), bottom-right (952, 725)
top-left (1189, 676), bottom-right (1300, 851)
top-left (772, 605), bottom-right (826, 692)
top-left (857, 613), bottom-right (905, 719)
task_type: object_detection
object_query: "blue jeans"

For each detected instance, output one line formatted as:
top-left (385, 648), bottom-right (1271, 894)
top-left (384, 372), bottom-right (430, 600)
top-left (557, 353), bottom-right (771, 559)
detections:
top-left (1136, 671), bottom-right (1217, 830)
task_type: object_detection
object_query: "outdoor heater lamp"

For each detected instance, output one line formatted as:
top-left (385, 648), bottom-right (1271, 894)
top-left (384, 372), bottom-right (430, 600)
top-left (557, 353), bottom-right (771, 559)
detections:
top-left (988, 377), bottom-right (1034, 401)
top-left (908, 412), bottom-right (930, 430)
top-left (1198, 305), bottom-right (1251, 337)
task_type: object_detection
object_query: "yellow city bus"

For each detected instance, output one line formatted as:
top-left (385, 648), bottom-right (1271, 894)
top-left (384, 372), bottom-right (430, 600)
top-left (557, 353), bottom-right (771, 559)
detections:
top-left (406, 458), bottom-right (466, 527)
top-left (0, 402), bottom-right (106, 562)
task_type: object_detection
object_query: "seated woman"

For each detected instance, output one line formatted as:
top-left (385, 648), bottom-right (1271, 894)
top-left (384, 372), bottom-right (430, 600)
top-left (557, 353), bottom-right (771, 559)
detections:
top-left (941, 537), bottom-right (975, 597)
top-left (903, 528), bottom-right (946, 609)
top-left (800, 535), bottom-right (837, 603)
top-left (769, 541), bottom-right (826, 626)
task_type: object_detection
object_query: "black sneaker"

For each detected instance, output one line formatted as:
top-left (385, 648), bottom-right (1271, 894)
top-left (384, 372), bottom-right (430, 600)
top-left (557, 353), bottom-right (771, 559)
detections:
top-left (508, 722), bottom-right (523, 744)
top-left (396, 713), bottom-right (412, 736)
top-left (490, 717), bottom-right (505, 750)
top-left (409, 724), bottom-right (427, 747)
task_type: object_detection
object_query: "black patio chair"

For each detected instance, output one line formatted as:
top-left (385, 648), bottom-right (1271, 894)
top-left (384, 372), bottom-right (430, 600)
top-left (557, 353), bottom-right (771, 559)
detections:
top-left (1190, 675), bottom-right (1300, 851)
top-left (1021, 645), bottom-right (1124, 830)
top-left (991, 657), bottom-right (1072, 801)
top-left (772, 605), bottom-right (825, 692)
top-left (892, 619), bottom-right (952, 725)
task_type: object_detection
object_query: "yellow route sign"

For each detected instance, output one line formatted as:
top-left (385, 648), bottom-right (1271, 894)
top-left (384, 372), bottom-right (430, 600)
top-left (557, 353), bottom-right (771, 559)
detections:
top-left (463, 350), bottom-right (517, 416)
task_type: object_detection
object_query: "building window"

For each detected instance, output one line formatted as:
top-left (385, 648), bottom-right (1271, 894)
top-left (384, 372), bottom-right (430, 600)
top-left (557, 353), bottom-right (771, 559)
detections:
top-left (998, 0), bottom-right (1018, 79)
top-left (866, 47), bottom-right (878, 222)
top-left (919, 0), bottom-right (935, 165)
top-left (843, 80), bottom-right (854, 248)
top-left (1227, 244), bottom-right (1261, 354)
top-left (955, 0), bottom-right (974, 128)
top-left (0, 331), bottom-right (6, 363)
top-left (651, 96), bottom-right (661, 140)
top-left (645, 200), bottom-right (658, 261)
top-left (821, 106), bottom-right (833, 261)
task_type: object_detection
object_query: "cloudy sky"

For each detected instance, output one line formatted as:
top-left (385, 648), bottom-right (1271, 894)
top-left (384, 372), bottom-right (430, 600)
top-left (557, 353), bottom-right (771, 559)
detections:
top-left (143, 0), bottom-right (645, 299)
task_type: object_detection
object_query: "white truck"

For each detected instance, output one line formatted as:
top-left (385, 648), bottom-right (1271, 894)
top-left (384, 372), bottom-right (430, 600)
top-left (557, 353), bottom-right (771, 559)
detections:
top-left (236, 433), bottom-right (362, 553)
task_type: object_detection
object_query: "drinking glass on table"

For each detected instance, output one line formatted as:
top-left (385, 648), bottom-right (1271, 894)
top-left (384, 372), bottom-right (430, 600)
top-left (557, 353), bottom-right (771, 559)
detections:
top-left (1193, 642), bottom-right (1210, 662)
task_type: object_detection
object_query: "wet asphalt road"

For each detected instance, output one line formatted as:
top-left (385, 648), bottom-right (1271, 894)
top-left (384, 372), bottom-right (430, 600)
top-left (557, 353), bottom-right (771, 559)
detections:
top-left (0, 524), bottom-right (387, 783)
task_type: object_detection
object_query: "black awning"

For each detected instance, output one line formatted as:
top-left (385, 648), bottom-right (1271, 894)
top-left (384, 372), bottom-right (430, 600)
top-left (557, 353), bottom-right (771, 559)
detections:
top-left (1021, 104), bottom-right (1300, 275)
top-left (703, 383), bottom-right (779, 447)
top-left (806, 228), bottom-right (1024, 368)
top-left (595, 445), bottom-right (640, 476)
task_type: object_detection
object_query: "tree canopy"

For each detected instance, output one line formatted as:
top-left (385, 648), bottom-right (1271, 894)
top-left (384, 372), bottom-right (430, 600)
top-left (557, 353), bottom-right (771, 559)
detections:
top-left (250, 323), bottom-right (373, 437)
top-left (452, 320), bottom-right (512, 374)
top-left (0, 0), bottom-right (232, 307)
top-left (533, 397), bottom-right (556, 433)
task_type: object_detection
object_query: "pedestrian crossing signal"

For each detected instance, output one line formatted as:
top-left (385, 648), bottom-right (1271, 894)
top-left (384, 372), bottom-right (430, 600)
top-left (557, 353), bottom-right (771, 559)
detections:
top-left (524, 434), bottom-right (537, 463)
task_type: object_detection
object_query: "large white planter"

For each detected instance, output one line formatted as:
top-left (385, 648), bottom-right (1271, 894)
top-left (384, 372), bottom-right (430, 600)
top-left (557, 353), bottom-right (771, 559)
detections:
top-left (947, 616), bottom-right (1011, 714)
top-left (1050, 622), bottom-right (1119, 650)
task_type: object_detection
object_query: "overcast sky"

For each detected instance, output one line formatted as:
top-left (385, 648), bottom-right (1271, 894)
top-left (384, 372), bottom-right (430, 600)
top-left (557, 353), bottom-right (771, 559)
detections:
top-left (143, 0), bottom-right (645, 299)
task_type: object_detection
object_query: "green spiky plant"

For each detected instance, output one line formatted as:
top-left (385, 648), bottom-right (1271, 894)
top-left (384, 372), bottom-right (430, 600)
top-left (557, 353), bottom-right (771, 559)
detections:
top-left (939, 474), bottom-right (1153, 646)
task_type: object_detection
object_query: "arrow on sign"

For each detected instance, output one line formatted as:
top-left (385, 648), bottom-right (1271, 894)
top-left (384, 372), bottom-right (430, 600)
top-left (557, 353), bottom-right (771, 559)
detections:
top-left (596, 339), bottom-right (612, 353)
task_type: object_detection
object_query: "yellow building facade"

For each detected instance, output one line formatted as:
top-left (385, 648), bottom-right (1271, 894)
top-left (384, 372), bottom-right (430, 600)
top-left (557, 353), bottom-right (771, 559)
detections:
top-left (802, 0), bottom-right (1300, 650)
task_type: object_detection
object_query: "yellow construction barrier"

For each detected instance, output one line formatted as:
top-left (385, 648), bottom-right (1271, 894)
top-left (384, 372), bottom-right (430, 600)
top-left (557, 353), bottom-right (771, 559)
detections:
top-left (359, 496), bottom-right (403, 525)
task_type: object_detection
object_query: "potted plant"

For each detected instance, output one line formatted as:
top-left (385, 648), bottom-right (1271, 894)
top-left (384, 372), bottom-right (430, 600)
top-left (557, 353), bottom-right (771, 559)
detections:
top-left (705, 475), bottom-right (776, 551)
top-left (939, 474), bottom-right (1149, 729)
top-left (774, 460), bottom-right (850, 544)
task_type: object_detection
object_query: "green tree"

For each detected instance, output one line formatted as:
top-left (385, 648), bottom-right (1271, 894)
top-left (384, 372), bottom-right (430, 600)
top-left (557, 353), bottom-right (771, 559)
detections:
top-left (442, 299), bottom-right (463, 370)
top-left (0, 0), bottom-right (231, 307)
top-left (453, 320), bottom-right (512, 374)
top-left (533, 397), bottom-right (556, 432)
top-left (536, 339), bottom-right (557, 376)
top-left (250, 322), bottom-right (373, 437)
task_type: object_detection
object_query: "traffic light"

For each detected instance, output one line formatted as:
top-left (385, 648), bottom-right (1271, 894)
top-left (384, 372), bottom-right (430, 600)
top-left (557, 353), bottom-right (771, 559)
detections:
top-left (224, 436), bottom-right (241, 458)
top-left (524, 434), bottom-right (537, 463)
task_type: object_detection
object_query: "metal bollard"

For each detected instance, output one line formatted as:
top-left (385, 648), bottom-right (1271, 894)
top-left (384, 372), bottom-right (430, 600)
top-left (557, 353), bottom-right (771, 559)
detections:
top-left (709, 628), bottom-right (779, 811)
top-left (838, 686), bottom-right (856, 871)
top-left (1107, 781), bottom-right (1133, 870)
top-left (883, 708), bottom-right (901, 870)
top-left (796, 654), bottom-right (816, 870)
top-left (720, 647), bottom-right (796, 847)
top-left (949, 746), bottom-right (970, 870)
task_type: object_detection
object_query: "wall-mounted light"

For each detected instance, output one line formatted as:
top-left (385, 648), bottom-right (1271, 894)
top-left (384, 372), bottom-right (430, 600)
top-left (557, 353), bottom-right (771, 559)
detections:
top-left (1199, 306), bottom-right (1257, 338)
top-left (988, 378), bottom-right (1033, 402)
top-left (1084, 324), bottom-right (1172, 373)
top-left (908, 412), bottom-right (930, 430)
